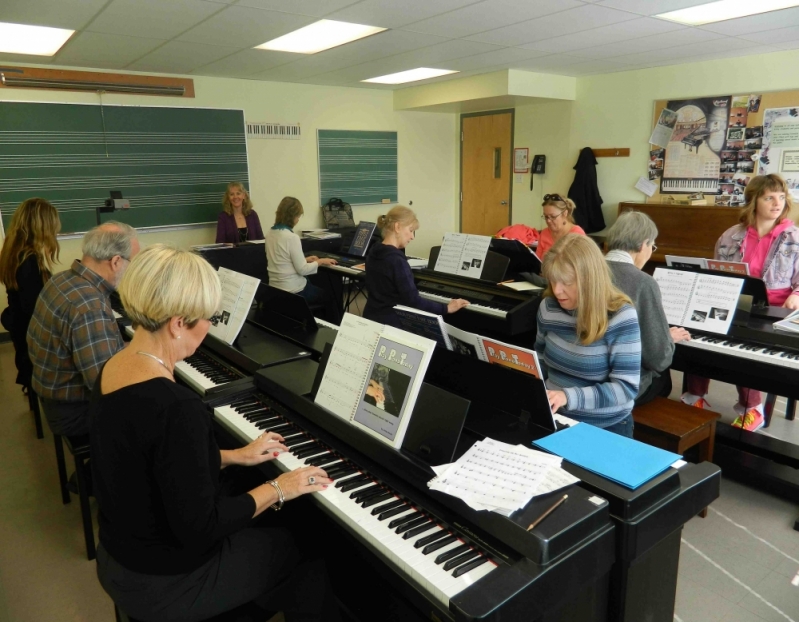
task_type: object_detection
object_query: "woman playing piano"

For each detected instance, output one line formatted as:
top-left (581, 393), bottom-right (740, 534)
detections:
top-left (364, 205), bottom-right (468, 327)
top-left (535, 234), bottom-right (642, 437)
top-left (683, 173), bottom-right (799, 431)
top-left (536, 194), bottom-right (586, 260)
top-left (91, 245), bottom-right (340, 622)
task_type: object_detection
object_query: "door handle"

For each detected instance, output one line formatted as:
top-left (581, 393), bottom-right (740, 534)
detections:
top-left (500, 200), bottom-right (508, 205)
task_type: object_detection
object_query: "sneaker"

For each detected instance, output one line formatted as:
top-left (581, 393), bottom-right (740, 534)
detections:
top-left (682, 393), bottom-right (712, 409)
top-left (731, 408), bottom-right (764, 432)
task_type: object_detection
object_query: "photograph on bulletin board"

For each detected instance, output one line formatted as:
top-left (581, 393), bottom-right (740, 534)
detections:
top-left (758, 107), bottom-right (799, 197)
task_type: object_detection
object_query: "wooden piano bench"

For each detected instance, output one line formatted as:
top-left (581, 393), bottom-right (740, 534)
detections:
top-left (632, 396), bottom-right (721, 518)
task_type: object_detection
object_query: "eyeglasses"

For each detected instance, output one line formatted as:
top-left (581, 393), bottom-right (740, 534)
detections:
top-left (543, 194), bottom-right (564, 202)
top-left (543, 211), bottom-right (565, 222)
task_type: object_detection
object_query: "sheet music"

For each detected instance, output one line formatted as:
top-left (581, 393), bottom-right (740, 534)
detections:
top-left (433, 233), bottom-right (491, 278)
top-left (653, 268), bottom-right (697, 325)
top-left (684, 273), bottom-right (743, 333)
top-left (207, 267), bottom-right (260, 344)
top-left (314, 315), bottom-right (383, 420)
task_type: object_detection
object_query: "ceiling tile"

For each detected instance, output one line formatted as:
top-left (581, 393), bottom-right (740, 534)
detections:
top-left (192, 48), bottom-right (299, 77)
top-left (738, 24), bottom-right (799, 44)
top-left (402, 0), bottom-right (583, 38)
top-left (612, 36), bottom-right (761, 64)
top-left (127, 40), bottom-right (240, 73)
top-left (699, 7), bottom-right (799, 36)
top-left (86, 0), bottom-right (222, 40)
top-left (0, 52), bottom-right (55, 65)
top-left (177, 5), bottom-right (315, 48)
top-left (326, 0), bottom-right (480, 29)
top-left (467, 4), bottom-right (639, 46)
top-left (594, 0), bottom-right (714, 16)
top-left (511, 54), bottom-right (586, 70)
top-left (522, 16), bottom-right (686, 53)
top-left (445, 47), bottom-right (548, 71)
top-left (0, 0), bottom-right (108, 29)
top-left (235, 0), bottom-right (361, 17)
top-left (557, 58), bottom-right (633, 75)
top-left (54, 31), bottom-right (166, 69)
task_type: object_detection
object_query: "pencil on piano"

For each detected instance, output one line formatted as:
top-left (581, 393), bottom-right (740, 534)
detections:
top-left (527, 494), bottom-right (568, 531)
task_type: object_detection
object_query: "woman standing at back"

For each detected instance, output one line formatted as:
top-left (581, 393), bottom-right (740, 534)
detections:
top-left (0, 198), bottom-right (60, 388)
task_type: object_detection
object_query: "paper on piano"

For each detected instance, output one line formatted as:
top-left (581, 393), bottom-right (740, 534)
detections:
top-left (500, 281), bottom-right (541, 292)
top-left (407, 257), bottom-right (428, 270)
top-left (773, 309), bottom-right (799, 333)
top-left (314, 313), bottom-right (436, 448)
top-left (653, 267), bottom-right (743, 335)
top-left (434, 233), bottom-right (491, 279)
top-left (208, 267), bottom-right (260, 345)
top-left (428, 438), bottom-right (578, 516)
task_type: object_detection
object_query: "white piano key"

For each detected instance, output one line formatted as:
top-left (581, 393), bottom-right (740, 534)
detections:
top-left (418, 291), bottom-right (507, 319)
top-left (682, 336), bottom-right (799, 371)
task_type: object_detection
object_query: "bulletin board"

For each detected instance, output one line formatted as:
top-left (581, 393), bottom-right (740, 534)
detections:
top-left (648, 89), bottom-right (799, 204)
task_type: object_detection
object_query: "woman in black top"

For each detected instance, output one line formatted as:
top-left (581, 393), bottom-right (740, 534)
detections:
top-left (0, 198), bottom-right (60, 387)
top-left (91, 244), bottom-right (339, 622)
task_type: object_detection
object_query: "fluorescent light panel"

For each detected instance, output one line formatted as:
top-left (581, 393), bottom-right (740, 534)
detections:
top-left (657, 0), bottom-right (799, 26)
top-left (0, 21), bottom-right (74, 56)
top-left (255, 19), bottom-right (385, 54)
top-left (363, 68), bottom-right (459, 85)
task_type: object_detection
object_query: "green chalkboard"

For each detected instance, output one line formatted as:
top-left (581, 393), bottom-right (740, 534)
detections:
top-left (0, 102), bottom-right (248, 234)
top-left (317, 129), bottom-right (397, 206)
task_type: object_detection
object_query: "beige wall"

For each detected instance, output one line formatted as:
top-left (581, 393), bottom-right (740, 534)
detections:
top-left (0, 74), bottom-right (459, 331)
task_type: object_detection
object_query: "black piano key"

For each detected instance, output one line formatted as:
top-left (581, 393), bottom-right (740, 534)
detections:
top-left (247, 414), bottom-right (281, 423)
top-left (350, 484), bottom-right (382, 501)
top-left (229, 398), bottom-right (255, 407)
top-left (388, 511), bottom-right (420, 529)
top-left (335, 474), bottom-right (369, 489)
top-left (294, 445), bottom-right (326, 459)
top-left (284, 436), bottom-right (311, 448)
top-left (403, 521), bottom-right (436, 540)
top-left (378, 504), bottom-right (413, 521)
top-left (435, 544), bottom-right (471, 565)
top-left (443, 549), bottom-right (481, 572)
top-left (305, 453), bottom-right (334, 467)
top-left (340, 477), bottom-right (373, 493)
top-left (372, 499), bottom-right (404, 516)
top-left (267, 424), bottom-right (295, 435)
top-left (395, 516), bottom-right (429, 535)
top-left (310, 455), bottom-right (341, 469)
top-left (319, 461), bottom-right (345, 474)
top-left (361, 491), bottom-right (394, 508)
top-left (326, 464), bottom-right (357, 478)
top-left (423, 536), bottom-right (458, 555)
top-left (414, 530), bottom-right (450, 549)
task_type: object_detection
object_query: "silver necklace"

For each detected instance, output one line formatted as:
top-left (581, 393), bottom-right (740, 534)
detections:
top-left (136, 351), bottom-right (173, 375)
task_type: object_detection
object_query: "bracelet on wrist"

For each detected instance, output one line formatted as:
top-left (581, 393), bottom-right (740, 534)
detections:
top-left (267, 479), bottom-right (284, 511)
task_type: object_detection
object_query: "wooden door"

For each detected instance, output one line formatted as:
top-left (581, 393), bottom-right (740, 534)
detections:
top-left (461, 111), bottom-right (513, 236)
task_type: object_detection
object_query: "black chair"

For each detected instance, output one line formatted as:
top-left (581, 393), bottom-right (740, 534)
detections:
top-left (24, 385), bottom-right (44, 439)
top-left (52, 430), bottom-right (95, 560)
top-left (763, 394), bottom-right (797, 427)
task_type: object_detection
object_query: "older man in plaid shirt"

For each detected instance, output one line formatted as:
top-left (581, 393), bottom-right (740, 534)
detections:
top-left (27, 222), bottom-right (139, 438)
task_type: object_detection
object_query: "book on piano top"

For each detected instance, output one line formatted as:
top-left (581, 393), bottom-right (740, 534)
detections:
top-left (434, 232), bottom-right (492, 279)
top-left (653, 267), bottom-right (744, 334)
top-left (314, 313), bottom-right (436, 449)
top-left (665, 255), bottom-right (749, 275)
top-left (303, 230), bottom-right (341, 239)
top-left (532, 423), bottom-right (682, 490)
top-left (208, 267), bottom-right (261, 345)
top-left (773, 309), bottom-right (799, 333)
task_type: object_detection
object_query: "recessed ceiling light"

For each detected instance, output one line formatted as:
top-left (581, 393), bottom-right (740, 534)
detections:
top-left (0, 21), bottom-right (74, 56)
top-left (362, 68), bottom-right (459, 85)
top-left (255, 19), bottom-right (386, 54)
top-left (657, 0), bottom-right (799, 26)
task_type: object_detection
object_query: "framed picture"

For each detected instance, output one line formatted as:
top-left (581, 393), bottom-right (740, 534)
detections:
top-left (514, 147), bottom-right (529, 173)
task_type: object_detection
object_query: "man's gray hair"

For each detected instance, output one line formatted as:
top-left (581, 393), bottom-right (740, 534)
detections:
top-left (82, 221), bottom-right (138, 261)
top-left (605, 211), bottom-right (658, 253)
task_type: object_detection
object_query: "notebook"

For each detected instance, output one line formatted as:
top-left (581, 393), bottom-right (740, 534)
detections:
top-left (532, 423), bottom-right (681, 489)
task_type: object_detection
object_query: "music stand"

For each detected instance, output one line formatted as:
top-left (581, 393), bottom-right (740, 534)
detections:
top-left (490, 238), bottom-right (542, 275)
top-left (428, 246), bottom-right (509, 282)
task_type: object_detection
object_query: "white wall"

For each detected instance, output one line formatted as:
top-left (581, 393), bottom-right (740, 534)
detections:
top-left (0, 73), bottom-right (458, 330)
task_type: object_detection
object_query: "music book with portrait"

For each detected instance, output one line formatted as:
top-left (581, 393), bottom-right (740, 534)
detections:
top-left (208, 267), bottom-right (260, 345)
top-left (433, 233), bottom-right (492, 279)
top-left (314, 313), bottom-right (436, 448)
top-left (653, 267), bottom-right (744, 334)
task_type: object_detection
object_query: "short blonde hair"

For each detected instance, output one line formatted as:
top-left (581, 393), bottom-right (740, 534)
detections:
top-left (119, 244), bottom-right (221, 332)
top-left (274, 196), bottom-right (303, 227)
top-left (739, 174), bottom-right (793, 227)
top-left (377, 205), bottom-right (418, 237)
top-left (542, 194), bottom-right (577, 224)
top-left (222, 182), bottom-right (254, 217)
top-left (542, 234), bottom-right (631, 344)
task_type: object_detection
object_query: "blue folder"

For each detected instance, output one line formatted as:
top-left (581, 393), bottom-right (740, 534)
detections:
top-left (532, 423), bottom-right (681, 490)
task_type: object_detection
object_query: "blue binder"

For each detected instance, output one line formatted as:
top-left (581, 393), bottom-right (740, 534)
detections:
top-left (532, 423), bottom-right (681, 489)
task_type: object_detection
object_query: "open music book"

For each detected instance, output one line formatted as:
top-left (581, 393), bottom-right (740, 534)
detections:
top-left (434, 233), bottom-right (492, 278)
top-left (653, 267), bottom-right (744, 334)
top-left (314, 314), bottom-right (436, 448)
top-left (208, 267), bottom-right (260, 344)
top-left (665, 255), bottom-right (749, 275)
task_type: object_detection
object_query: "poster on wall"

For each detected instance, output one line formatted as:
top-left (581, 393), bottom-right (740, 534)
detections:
top-left (758, 107), bottom-right (799, 197)
top-left (660, 96), bottom-right (730, 194)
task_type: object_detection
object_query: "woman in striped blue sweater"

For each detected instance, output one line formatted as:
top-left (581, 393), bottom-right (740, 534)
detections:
top-left (535, 235), bottom-right (642, 437)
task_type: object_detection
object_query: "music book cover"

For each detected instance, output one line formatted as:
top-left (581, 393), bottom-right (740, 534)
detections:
top-left (347, 221), bottom-right (377, 257)
top-left (532, 423), bottom-right (681, 490)
top-left (705, 259), bottom-right (749, 275)
top-left (653, 267), bottom-right (744, 334)
top-left (314, 314), bottom-right (435, 448)
top-left (208, 267), bottom-right (260, 345)
top-left (393, 305), bottom-right (451, 348)
top-left (479, 337), bottom-right (542, 378)
top-left (434, 232), bottom-right (492, 279)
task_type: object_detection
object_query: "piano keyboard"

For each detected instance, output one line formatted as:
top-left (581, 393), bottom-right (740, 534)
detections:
top-left (214, 395), bottom-right (498, 609)
top-left (175, 351), bottom-right (245, 395)
top-left (315, 318), bottom-right (339, 331)
top-left (661, 178), bottom-right (718, 193)
top-left (419, 290), bottom-right (508, 319)
top-left (682, 333), bottom-right (799, 370)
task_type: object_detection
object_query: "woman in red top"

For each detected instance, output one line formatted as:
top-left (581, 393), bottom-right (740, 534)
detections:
top-left (536, 194), bottom-right (586, 260)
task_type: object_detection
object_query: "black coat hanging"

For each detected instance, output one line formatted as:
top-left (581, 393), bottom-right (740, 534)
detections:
top-left (568, 147), bottom-right (606, 234)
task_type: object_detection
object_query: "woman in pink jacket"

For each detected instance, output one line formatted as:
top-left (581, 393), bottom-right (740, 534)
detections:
top-left (684, 174), bottom-right (799, 431)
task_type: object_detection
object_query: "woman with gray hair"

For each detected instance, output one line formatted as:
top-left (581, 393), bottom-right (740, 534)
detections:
top-left (91, 244), bottom-right (340, 622)
top-left (605, 211), bottom-right (690, 405)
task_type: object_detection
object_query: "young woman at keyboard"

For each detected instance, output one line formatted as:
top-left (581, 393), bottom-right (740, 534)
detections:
top-left (364, 205), bottom-right (468, 327)
top-left (535, 234), bottom-right (641, 437)
top-left (683, 174), bottom-right (799, 431)
top-left (92, 245), bottom-right (340, 622)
